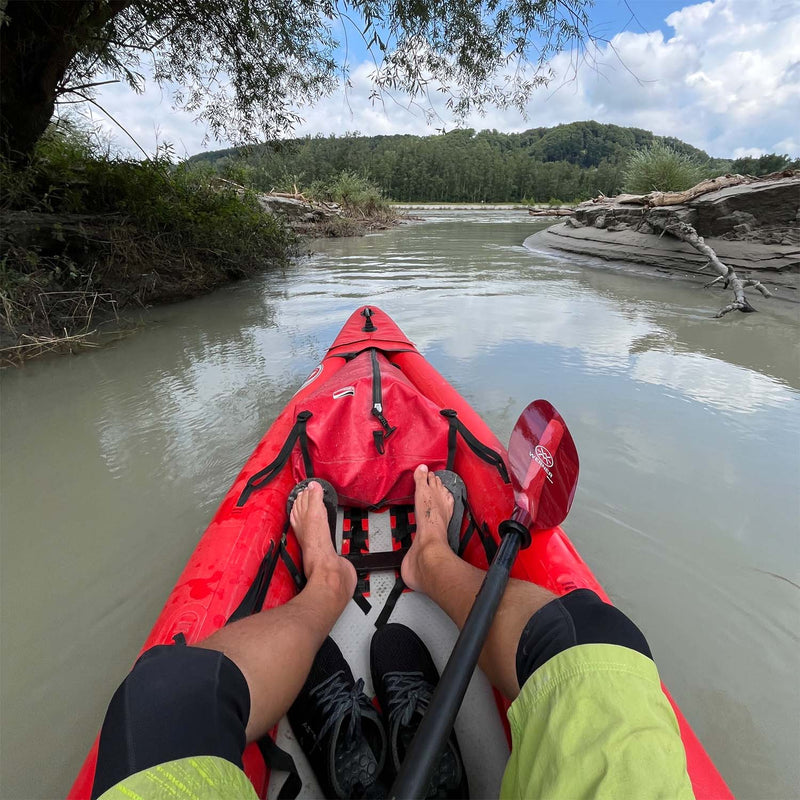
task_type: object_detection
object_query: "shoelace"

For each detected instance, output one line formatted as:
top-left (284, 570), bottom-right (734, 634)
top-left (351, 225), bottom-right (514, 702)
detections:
top-left (383, 671), bottom-right (433, 727)
top-left (310, 670), bottom-right (374, 748)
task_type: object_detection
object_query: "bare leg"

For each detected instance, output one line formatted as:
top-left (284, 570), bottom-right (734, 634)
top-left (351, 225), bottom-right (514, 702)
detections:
top-left (401, 465), bottom-right (555, 700)
top-left (198, 482), bottom-right (356, 742)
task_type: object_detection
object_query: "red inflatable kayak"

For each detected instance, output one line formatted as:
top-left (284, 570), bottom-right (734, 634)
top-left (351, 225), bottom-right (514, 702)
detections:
top-left (69, 305), bottom-right (731, 799)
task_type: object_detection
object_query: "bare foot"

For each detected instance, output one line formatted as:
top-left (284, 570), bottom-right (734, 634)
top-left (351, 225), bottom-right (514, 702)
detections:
top-left (401, 465), bottom-right (458, 593)
top-left (290, 482), bottom-right (356, 596)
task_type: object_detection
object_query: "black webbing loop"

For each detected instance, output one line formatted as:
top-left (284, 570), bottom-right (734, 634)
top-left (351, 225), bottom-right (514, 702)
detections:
top-left (440, 409), bottom-right (510, 483)
top-left (236, 412), bottom-right (313, 507)
top-left (375, 576), bottom-right (406, 629)
top-left (258, 736), bottom-right (302, 800)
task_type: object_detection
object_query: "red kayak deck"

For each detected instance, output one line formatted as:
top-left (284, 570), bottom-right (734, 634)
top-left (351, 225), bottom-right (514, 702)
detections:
top-left (70, 306), bottom-right (731, 799)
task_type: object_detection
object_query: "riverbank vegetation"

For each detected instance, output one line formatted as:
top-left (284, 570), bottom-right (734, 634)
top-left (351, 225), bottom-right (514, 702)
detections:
top-left (0, 121), bottom-right (289, 363)
top-left (622, 142), bottom-right (705, 194)
top-left (0, 120), bottom-right (402, 363)
top-left (190, 122), bottom-right (800, 205)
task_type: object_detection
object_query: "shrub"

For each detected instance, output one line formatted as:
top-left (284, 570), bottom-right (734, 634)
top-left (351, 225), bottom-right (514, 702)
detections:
top-left (1, 120), bottom-right (289, 354)
top-left (309, 171), bottom-right (392, 217)
top-left (622, 142), bottom-right (704, 194)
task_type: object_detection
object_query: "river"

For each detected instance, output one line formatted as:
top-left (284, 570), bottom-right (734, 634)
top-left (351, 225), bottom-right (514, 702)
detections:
top-left (1, 211), bottom-right (798, 799)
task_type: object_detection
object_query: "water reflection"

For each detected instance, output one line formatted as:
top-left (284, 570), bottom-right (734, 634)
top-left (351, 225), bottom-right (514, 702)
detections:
top-left (632, 350), bottom-right (794, 414)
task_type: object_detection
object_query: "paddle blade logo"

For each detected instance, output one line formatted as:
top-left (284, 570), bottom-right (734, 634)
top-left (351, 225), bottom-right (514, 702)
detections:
top-left (529, 445), bottom-right (555, 483)
top-left (509, 400), bottom-right (579, 531)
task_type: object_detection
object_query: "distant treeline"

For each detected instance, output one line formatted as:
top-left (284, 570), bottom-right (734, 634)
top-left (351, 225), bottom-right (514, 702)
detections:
top-left (189, 121), bottom-right (798, 204)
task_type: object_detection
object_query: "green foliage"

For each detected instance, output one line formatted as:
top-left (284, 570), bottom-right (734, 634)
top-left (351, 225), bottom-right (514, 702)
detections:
top-left (622, 142), bottom-right (704, 194)
top-left (729, 153), bottom-right (800, 176)
top-left (1, 120), bottom-right (287, 268)
top-left (1, 0), bottom-right (594, 158)
top-left (1, 121), bottom-right (289, 347)
top-left (192, 122), bottom-right (719, 204)
top-left (308, 172), bottom-right (392, 217)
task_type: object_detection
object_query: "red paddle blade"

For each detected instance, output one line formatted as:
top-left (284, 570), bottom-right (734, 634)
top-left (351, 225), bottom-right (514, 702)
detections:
top-left (508, 400), bottom-right (579, 531)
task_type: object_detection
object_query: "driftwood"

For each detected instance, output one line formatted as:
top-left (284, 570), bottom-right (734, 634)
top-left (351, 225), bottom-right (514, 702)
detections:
top-left (572, 171), bottom-right (800, 316)
top-left (647, 215), bottom-right (772, 316)
top-left (269, 189), bottom-right (310, 202)
top-left (527, 207), bottom-right (575, 217)
top-left (593, 170), bottom-right (799, 208)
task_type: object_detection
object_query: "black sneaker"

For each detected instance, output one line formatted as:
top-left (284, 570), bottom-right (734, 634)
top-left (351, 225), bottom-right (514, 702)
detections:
top-left (288, 636), bottom-right (387, 799)
top-left (370, 624), bottom-right (469, 799)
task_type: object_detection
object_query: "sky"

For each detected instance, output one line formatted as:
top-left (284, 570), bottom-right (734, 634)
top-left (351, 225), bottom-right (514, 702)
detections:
top-left (81, 0), bottom-right (800, 160)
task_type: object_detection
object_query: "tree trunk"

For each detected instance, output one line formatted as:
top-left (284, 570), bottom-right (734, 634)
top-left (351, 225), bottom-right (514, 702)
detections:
top-left (0, 1), bottom-right (129, 162)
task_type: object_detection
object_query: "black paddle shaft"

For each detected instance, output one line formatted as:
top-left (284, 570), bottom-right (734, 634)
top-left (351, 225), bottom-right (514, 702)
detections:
top-left (390, 519), bottom-right (529, 800)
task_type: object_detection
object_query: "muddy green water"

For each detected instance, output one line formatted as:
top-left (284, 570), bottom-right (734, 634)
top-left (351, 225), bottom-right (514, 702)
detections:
top-left (1, 211), bottom-right (798, 799)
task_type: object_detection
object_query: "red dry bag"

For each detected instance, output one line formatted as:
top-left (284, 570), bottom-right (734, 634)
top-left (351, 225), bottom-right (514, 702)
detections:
top-left (291, 350), bottom-right (449, 507)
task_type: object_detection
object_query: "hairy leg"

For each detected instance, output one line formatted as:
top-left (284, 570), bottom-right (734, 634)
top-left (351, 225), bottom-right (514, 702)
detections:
top-left (402, 465), bottom-right (554, 700)
top-left (198, 482), bottom-right (356, 741)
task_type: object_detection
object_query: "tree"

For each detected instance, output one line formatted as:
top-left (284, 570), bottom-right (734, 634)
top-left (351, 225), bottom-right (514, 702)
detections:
top-left (730, 153), bottom-right (798, 176)
top-left (0, 0), bottom-right (592, 162)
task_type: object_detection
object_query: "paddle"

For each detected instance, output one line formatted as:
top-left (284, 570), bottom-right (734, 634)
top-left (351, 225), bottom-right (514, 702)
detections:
top-left (390, 400), bottom-right (579, 800)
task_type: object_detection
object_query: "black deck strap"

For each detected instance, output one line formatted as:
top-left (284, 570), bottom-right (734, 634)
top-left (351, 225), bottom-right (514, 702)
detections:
top-left (440, 409), bottom-right (510, 483)
top-left (257, 735), bottom-right (301, 800)
top-left (391, 505), bottom-right (415, 550)
top-left (352, 589), bottom-right (372, 614)
top-left (236, 412), bottom-right (313, 508)
top-left (279, 532), bottom-right (307, 593)
top-left (476, 521), bottom-right (498, 565)
top-left (226, 538), bottom-right (281, 625)
top-left (172, 632), bottom-right (187, 646)
top-left (343, 508), bottom-right (372, 614)
top-left (375, 576), bottom-right (406, 629)
top-left (346, 549), bottom-right (409, 573)
top-left (373, 505), bottom-right (415, 628)
top-left (458, 517), bottom-right (477, 558)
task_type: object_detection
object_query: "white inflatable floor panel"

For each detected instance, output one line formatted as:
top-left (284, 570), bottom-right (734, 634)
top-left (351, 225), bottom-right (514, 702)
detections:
top-left (269, 508), bottom-right (510, 799)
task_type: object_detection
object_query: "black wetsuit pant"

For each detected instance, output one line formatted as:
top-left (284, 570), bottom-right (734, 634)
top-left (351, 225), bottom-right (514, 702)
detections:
top-left (91, 589), bottom-right (651, 798)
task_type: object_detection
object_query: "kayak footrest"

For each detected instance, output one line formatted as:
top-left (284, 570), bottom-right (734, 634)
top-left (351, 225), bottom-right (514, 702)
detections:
top-left (346, 548), bottom-right (408, 574)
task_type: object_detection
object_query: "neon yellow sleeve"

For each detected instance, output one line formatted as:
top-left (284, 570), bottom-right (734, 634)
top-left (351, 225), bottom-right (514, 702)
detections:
top-left (500, 643), bottom-right (695, 800)
top-left (97, 755), bottom-right (259, 800)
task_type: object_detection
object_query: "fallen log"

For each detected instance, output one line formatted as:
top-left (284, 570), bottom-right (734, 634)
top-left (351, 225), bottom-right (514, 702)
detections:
top-left (647, 214), bottom-right (772, 317)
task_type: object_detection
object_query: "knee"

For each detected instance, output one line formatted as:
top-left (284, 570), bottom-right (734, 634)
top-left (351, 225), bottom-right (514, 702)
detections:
top-left (515, 589), bottom-right (652, 686)
top-left (119, 645), bottom-right (216, 712)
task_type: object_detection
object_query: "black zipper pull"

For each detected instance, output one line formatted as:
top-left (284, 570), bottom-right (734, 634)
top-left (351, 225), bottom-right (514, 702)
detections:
top-left (370, 349), bottom-right (396, 454)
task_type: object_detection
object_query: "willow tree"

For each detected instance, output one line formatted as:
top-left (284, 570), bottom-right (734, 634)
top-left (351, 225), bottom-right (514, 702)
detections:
top-left (0, 0), bottom-right (593, 161)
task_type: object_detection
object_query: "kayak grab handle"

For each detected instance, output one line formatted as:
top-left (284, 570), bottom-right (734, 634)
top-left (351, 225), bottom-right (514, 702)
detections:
top-left (361, 307), bottom-right (376, 332)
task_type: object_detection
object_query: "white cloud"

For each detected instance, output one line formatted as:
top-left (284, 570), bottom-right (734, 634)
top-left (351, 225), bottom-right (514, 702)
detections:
top-left (87, 0), bottom-right (800, 158)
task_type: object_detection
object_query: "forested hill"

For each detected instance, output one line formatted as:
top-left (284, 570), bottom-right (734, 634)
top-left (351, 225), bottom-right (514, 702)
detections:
top-left (189, 121), bottom-right (732, 203)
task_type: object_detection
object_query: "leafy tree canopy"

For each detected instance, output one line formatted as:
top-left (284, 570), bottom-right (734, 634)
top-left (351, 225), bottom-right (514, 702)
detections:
top-left (189, 121), bottom-right (722, 203)
top-left (0, 0), bottom-right (593, 160)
